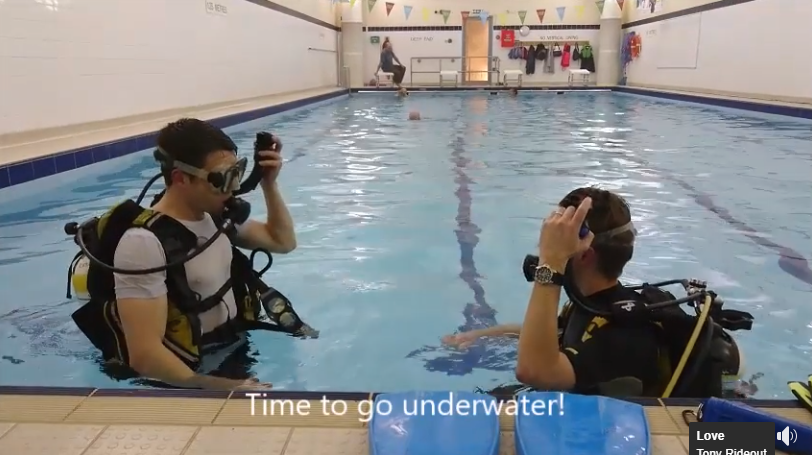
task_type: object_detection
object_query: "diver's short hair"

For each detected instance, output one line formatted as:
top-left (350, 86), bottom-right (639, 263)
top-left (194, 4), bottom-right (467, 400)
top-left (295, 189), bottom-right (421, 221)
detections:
top-left (156, 118), bottom-right (236, 184)
top-left (559, 187), bottom-right (634, 279)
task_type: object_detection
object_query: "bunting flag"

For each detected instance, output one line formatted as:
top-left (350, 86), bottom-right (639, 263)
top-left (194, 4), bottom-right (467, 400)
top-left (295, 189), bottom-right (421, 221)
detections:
top-left (403, 4), bottom-right (412, 19)
top-left (385, 1), bottom-right (394, 16)
top-left (441, 9), bottom-right (450, 23)
top-left (349, 0), bottom-right (356, 7)
top-left (595, 0), bottom-right (605, 12)
top-left (518, 10), bottom-right (527, 24)
top-left (422, 7), bottom-right (430, 21)
top-left (556, 6), bottom-right (566, 21)
top-left (617, 0), bottom-right (625, 9)
top-left (478, 10), bottom-right (489, 23)
top-left (535, 8), bottom-right (546, 23)
top-left (497, 13), bottom-right (506, 26)
top-left (461, 10), bottom-right (469, 20)
top-left (366, 0), bottom-right (376, 12)
top-left (575, 5), bottom-right (584, 17)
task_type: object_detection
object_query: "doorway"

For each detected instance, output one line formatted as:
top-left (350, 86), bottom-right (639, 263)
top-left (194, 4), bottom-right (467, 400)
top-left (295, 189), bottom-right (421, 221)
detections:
top-left (462, 16), bottom-right (493, 84)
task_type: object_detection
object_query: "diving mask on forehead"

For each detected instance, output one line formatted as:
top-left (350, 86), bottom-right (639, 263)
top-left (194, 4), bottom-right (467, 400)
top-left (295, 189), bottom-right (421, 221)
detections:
top-left (157, 148), bottom-right (248, 193)
top-left (523, 219), bottom-right (637, 283)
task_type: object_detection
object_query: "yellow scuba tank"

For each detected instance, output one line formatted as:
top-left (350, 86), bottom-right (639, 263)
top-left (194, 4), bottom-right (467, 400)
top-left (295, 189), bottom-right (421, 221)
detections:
top-left (70, 254), bottom-right (91, 301)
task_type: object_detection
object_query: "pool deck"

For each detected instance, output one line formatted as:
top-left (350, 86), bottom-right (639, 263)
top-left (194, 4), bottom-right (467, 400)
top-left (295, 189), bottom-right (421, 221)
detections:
top-left (0, 388), bottom-right (808, 455)
top-left (0, 87), bottom-right (346, 168)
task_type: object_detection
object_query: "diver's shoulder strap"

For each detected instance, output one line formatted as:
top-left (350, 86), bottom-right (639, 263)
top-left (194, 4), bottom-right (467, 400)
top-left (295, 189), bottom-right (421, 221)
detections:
top-left (135, 210), bottom-right (204, 312)
top-left (87, 200), bottom-right (165, 300)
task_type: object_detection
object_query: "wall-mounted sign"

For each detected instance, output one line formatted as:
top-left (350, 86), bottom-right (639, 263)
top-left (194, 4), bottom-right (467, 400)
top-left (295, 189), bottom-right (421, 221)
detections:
top-left (471, 9), bottom-right (482, 14)
top-left (370, 36), bottom-right (380, 44)
top-left (537, 35), bottom-right (581, 41)
top-left (410, 36), bottom-right (434, 42)
top-left (205, 0), bottom-right (228, 15)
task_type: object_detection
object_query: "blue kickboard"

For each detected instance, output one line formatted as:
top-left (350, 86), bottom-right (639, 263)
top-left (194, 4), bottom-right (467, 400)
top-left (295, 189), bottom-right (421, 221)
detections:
top-left (369, 391), bottom-right (500, 455)
top-left (515, 392), bottom-right (650, 455)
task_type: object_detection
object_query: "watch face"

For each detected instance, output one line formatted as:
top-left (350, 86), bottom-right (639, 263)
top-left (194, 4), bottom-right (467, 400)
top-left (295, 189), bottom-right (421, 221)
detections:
top-left (535, 266), bottom-right (553, 283)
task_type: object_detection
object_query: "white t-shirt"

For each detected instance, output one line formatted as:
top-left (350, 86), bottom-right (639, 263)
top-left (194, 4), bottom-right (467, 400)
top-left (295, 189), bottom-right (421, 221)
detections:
top-left (112, 213), bottom-right (244, 371)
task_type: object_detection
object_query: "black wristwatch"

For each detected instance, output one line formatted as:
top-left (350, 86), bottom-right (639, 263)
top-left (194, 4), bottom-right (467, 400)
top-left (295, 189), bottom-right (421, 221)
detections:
top-left (534, 264), bottom-right (564, 286)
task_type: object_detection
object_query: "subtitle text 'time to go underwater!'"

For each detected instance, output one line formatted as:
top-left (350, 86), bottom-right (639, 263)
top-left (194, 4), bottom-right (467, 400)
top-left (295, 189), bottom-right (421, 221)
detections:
top-left (244, 391), bottom-right (566, 422)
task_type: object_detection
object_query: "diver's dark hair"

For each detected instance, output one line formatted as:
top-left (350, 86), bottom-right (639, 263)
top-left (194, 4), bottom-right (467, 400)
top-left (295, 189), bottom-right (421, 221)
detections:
top-left (156, 118), bottom-right (237, 185)
top-left (559, 186), bottom-right (634, 279)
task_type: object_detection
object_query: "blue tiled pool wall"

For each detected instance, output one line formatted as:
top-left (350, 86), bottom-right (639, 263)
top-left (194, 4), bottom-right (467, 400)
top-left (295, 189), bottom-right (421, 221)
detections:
top-left (0, 90), bottom-right (348, 190)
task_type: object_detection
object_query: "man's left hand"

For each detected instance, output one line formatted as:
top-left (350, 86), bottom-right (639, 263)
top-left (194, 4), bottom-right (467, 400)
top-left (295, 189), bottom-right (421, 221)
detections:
top-left (257, 136), bottom-right (283, 183)
top-left (539, 196), bottom-right (594, 266)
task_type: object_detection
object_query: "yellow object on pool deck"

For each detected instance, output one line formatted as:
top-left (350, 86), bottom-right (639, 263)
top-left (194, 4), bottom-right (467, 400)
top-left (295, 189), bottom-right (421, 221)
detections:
top-left (788, 374), bottom-right (812, 415)
top-left (71, 254), bottom-right (90, 301)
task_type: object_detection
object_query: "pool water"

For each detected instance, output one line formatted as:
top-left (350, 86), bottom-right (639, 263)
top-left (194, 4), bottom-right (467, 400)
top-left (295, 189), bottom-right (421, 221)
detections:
top-left (0, 92), bottom-right (810, 398)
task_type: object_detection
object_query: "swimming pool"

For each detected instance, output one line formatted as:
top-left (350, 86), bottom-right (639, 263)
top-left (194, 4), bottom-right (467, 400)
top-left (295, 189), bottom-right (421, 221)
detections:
top-left (0, 91), bottom-right (809, 398)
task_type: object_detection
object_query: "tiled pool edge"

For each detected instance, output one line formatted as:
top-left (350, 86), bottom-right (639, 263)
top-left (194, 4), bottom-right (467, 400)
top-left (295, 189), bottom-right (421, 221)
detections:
top-left (612, 86), bottom-right (812, 119)
top-left (0, 89), bottom-right (347, 190)
top-left (0, 386), bottom-right (802, 409)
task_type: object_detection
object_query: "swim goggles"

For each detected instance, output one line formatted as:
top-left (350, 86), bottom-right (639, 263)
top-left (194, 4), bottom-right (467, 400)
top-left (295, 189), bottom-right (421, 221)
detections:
top-left (157, 148), bottom-right (248, 194)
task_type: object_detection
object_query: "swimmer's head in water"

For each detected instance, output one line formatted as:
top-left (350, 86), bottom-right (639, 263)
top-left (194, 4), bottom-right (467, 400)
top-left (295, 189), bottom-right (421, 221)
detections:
top-left (408, 111), bottom-right (421, 120)
top-left (398, 87), bottom-right (409, 97)
top-left (510, 88), bottom-right (518, 95)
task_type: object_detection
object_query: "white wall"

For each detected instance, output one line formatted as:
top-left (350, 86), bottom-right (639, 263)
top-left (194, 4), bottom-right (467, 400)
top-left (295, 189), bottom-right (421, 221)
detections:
top-left (0, 0), bottom-right (339, 135)
top-left (363, 29), bottom-right (600, 86)
top-left (623, 0), bottom-right (812, 103)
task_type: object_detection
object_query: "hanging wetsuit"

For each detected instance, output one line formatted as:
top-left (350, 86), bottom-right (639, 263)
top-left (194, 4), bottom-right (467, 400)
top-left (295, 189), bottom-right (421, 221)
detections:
top-left (543, 45), bottom-right (556, 74)
top-left (525, 45), bottom-right (536, 75)
top-left (580, 43), bottom-right (596, 73)
top-left (561, 44), bottom-right (572, 68)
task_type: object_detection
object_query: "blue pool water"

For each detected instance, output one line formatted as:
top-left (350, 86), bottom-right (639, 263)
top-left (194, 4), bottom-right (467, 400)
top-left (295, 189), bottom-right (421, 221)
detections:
top-left (0, 92), bottom-right (810, 398)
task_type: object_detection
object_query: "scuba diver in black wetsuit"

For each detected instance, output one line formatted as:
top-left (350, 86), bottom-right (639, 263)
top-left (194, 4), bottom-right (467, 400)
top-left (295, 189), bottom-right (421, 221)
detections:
top-left (65, 119), bottom-right (317, 391)
top-left (444, 187), bottom-right (755, 399)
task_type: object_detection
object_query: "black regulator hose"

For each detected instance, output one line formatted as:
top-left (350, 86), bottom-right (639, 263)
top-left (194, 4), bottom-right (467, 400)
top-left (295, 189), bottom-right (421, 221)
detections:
top-left (64, 197), bottom-right (252, 275)
top-left (234, 132), bottom-right (280, 196)
top-left (64, 131), bottom-right (279, 276)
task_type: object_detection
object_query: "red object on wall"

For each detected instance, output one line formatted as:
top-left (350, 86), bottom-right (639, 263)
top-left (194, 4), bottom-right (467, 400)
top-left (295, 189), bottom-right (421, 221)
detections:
top-left (500, 30), bottom-right (515, 48)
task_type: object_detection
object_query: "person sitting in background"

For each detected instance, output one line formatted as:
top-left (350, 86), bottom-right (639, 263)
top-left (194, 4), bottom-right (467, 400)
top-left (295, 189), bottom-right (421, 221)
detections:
top-left (444, 187), bottom-right (749, 398)
top-left (376, 41), bottom-right (406, 89)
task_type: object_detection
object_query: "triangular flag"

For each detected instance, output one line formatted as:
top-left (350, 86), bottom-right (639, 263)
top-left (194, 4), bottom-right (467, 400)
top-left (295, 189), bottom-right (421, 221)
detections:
top-left (575, 5), bottom-right (584, 17)
top-left (385, 2), bottom-right (394, 16)
top-left (479, 10), bottom-right (489, 23)
top-left (367, 0), bottom-right (376, 12)
top-left (617, 0), bottom-right (625, 9)
top-left (595, 0), bottom-right (605, 12)
top-left (422, 7), bottom-right (429, 21)
top-left (498, 13), bottom-right (506, 26)
top-left (518, 10), bottom-right (527, 24)
top-left (441, 9), bottom-right (450, 23)
top-left (403, 5), bottom-right (412, 20)
top-left (556, 6), bottom-right (566, 21)
top-left (349, 0), bottom-right (356, 7)
top-left (461, 10), bottom-right (469, 20)
top-left (535, 8), bottom-right (545, 23)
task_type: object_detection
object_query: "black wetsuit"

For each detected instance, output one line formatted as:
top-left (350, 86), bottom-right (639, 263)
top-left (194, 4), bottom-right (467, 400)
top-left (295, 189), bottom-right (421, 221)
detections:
top-left (560, 284), bottom-right (662, 395)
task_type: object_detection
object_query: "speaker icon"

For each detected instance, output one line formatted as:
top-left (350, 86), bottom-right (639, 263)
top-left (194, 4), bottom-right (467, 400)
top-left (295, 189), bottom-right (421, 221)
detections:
top-left (777, 426), bottom-right (798, 445)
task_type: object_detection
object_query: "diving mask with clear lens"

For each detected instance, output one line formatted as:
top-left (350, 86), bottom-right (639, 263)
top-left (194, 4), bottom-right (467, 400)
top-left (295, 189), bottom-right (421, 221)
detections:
top-left (163, 151), bottom-right (248, 194)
